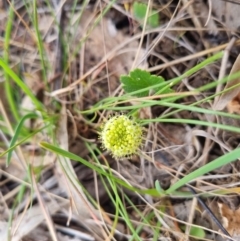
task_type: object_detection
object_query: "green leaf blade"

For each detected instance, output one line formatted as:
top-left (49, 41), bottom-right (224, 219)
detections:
top-left (190, 226), bottom-right (205, 239)
top-left (166, 147), bottom-right (240, 194)
top-left (7, 113), bottom-right (39, 166)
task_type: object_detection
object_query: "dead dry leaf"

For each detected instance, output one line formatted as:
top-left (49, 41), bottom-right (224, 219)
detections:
top-left (190, 0), bottom-right (219, 36)
top-left (218, 202), bottom-right (240, 240)
top-left (215, 54), bottom-right (240, 111)
top-left (213, 54), bottom-right (240, 145)
top-left (0, 203), bottom-right (61, 241)
top-left (72, 10), bottom-right (147, 89)
top-left (55, 104), bottom-right (101, 220)
top-left (212, 0), bottom-right (240, 31)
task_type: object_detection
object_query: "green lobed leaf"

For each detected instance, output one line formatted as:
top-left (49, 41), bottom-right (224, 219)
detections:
top-left (120, 68), bottom-right (172, 97)
top-left (133, 2), bottom-right (159, 28)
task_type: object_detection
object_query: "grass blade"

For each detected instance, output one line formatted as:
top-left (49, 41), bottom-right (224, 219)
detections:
top-left (0, 59), bottom-right (43, 110)
top-left (166, 148), bottom-right (240, 194)
top-left (3, 2), bottom-right (19, 121)
top-left (7, 113), bottom-right (39, 166)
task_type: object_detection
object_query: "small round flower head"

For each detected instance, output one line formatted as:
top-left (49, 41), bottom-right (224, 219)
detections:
top-left (99, 115), bottom-right (143, 159)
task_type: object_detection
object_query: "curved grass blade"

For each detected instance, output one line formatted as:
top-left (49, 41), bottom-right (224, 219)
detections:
top-left (142, 118), bottom-right (240, 133)
top-left (0, 58), bottom-right (43, 111)
top-left (40, 142), bottom-right (160, 195)
top-left (7, 113), bottom-right (39, 166)
top-left (166, 147), bottom-right (240, 194)
top-left (1, 124), bottom-right (50, 159)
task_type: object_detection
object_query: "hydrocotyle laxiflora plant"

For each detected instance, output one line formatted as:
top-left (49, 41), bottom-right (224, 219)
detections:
top-left (99, 114), bottom-right (143, 159)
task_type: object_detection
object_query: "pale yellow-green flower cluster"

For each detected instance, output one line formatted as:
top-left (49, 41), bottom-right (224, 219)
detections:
top-left (100, 115), bottom-right (143, 159)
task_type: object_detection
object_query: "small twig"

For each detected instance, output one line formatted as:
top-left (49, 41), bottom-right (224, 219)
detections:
top-left (221, 0), bottom-right (240, 5)
top-left (187, 185), bottom-right (232, 240)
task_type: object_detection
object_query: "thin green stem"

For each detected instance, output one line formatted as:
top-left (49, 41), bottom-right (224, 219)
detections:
top-left (3, 2), bottom-right (19, 121)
